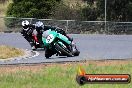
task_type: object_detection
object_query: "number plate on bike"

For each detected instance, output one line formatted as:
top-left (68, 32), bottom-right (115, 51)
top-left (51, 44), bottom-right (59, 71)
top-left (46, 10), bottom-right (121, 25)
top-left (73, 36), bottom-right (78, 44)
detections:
top-left (46, 34), bottom-right (54, 43)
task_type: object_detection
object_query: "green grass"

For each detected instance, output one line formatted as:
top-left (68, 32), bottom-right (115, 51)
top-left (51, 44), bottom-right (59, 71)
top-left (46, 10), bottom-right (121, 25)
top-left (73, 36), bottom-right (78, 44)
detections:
top-left (0, 62), bottom-right (131, 88)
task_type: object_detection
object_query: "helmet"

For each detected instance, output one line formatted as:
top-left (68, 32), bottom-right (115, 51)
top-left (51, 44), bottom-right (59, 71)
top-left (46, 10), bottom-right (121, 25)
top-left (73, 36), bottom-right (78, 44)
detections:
top-left (22, 20), bottom-right (30, 29)
top-left (35, 21), bottom-right (44, 30)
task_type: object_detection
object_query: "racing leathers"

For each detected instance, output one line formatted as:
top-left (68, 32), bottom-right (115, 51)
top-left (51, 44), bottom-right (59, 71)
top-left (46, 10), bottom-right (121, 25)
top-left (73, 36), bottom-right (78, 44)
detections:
top-left (21, 24), bottom-right (37, 49)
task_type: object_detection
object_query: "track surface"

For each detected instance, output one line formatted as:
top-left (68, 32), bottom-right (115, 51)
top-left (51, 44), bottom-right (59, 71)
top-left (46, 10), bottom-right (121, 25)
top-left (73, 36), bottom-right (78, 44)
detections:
top-left (0, 33), bottom-right (132, 65)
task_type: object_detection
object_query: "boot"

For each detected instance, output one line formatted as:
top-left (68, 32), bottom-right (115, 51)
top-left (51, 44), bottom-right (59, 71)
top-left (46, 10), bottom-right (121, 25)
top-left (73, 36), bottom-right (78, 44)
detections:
top-left (69, 37), bottom-right (73, 42)
top-left (66, 35), bottom-right (73, 42)
top-left (71, 42), bottom-right (80, 56)
top-left (31, 46), bottom-right (36, 50)
top-left (71, 42), bottom-right (76, 52)
top-left (30, 42), bottom-right (36, 50)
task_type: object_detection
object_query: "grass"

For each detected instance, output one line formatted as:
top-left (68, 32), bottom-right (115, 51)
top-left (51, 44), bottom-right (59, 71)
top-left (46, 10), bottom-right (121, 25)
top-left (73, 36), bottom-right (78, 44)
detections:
top-left (0, 45), bottom-right (24, 59)
top-left (0, 60), bottom-right (131, 88)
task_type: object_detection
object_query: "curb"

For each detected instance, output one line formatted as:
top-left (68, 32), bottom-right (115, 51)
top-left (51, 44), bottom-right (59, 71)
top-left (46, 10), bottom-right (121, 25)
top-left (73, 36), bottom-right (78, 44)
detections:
top-left (0, 49), bottom-right (40, 62)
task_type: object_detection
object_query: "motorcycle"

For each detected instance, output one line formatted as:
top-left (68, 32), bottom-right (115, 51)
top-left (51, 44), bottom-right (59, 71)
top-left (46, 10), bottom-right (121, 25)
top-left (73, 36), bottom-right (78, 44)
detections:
top-left (42, 29), bottom-right (80, 58)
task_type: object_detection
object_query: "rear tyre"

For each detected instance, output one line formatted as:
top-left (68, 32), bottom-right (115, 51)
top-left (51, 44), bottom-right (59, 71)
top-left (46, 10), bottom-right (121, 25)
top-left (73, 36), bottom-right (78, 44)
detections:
top-left (55, 43), bottom-right (73, 57)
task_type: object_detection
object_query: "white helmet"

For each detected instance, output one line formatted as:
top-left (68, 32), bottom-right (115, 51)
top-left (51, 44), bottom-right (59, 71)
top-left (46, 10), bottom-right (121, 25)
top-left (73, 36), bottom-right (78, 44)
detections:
top-left (22, 20), bottom-right (30, 29)
top-left (35, 21), bottom-right (44, 30)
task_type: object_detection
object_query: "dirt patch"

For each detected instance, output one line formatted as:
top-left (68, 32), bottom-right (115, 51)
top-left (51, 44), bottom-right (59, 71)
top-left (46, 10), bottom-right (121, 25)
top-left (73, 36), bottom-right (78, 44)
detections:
top-left (81, 60), bottom-right (132, 66)
top-left (0, 60), bottom-right (131, 73)
top-left (0, 45), bottom-right (24, 59)
top-left (0, 64), bottom-right (46, 74)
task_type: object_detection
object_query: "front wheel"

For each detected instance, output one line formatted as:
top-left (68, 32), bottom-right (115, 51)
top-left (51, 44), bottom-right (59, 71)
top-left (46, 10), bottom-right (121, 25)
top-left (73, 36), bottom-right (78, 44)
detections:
top-left (45, 48), bottom-right (54, 58)
top-left (55, 43), bottom-right (73, 57)
top-left (45, 54), bottom-right (50, 58)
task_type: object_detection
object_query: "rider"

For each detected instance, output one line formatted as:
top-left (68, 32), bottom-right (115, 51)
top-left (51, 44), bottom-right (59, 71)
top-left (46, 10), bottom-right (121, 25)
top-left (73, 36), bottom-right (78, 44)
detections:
top-left (21, 20), bottom-right (37, 50)
top-left (43, 24), bottom-right (73, 42)
top-left (21, 20), bottom-right (73, 50)
top-left (35, 21), bottom-right (73, 44)
top-left (37, 21), bottom-right (75, 57)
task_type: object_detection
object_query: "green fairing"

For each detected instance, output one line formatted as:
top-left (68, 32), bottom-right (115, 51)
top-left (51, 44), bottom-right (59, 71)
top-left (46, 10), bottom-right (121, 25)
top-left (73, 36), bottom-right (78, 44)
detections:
top-left (42, 30), bottom-right (71, 47)
top-left (57, 33), bottom-right (71, 44)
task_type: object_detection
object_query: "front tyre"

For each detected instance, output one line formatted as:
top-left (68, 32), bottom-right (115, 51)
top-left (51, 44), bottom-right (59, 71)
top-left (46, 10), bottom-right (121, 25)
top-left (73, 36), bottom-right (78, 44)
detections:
top-left (45, 54), bottom-right (50, 58)
top-left (55, 43), bottom-right (73, 57)
top-left (45, 48), bottom-right (54, 58)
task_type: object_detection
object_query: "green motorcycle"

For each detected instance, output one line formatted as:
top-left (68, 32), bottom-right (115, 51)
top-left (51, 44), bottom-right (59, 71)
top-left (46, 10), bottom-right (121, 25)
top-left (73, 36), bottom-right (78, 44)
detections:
top-left (42, 29), bottom-right (80, 58)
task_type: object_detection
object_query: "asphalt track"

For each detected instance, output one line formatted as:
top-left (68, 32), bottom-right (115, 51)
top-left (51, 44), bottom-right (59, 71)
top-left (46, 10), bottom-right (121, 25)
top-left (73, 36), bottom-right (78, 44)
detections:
top-left (0, 33), bottom-right (132, 65)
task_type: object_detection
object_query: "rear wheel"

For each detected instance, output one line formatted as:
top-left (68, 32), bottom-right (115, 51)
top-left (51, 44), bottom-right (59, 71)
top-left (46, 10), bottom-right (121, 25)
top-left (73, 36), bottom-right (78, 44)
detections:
top-left (55, 43), bottom-right (73, 57)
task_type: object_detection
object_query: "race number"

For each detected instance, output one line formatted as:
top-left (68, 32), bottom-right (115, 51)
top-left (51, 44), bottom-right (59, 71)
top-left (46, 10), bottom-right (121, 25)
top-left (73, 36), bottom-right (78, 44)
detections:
top-left (46, 34), bottom-right (54, 43)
